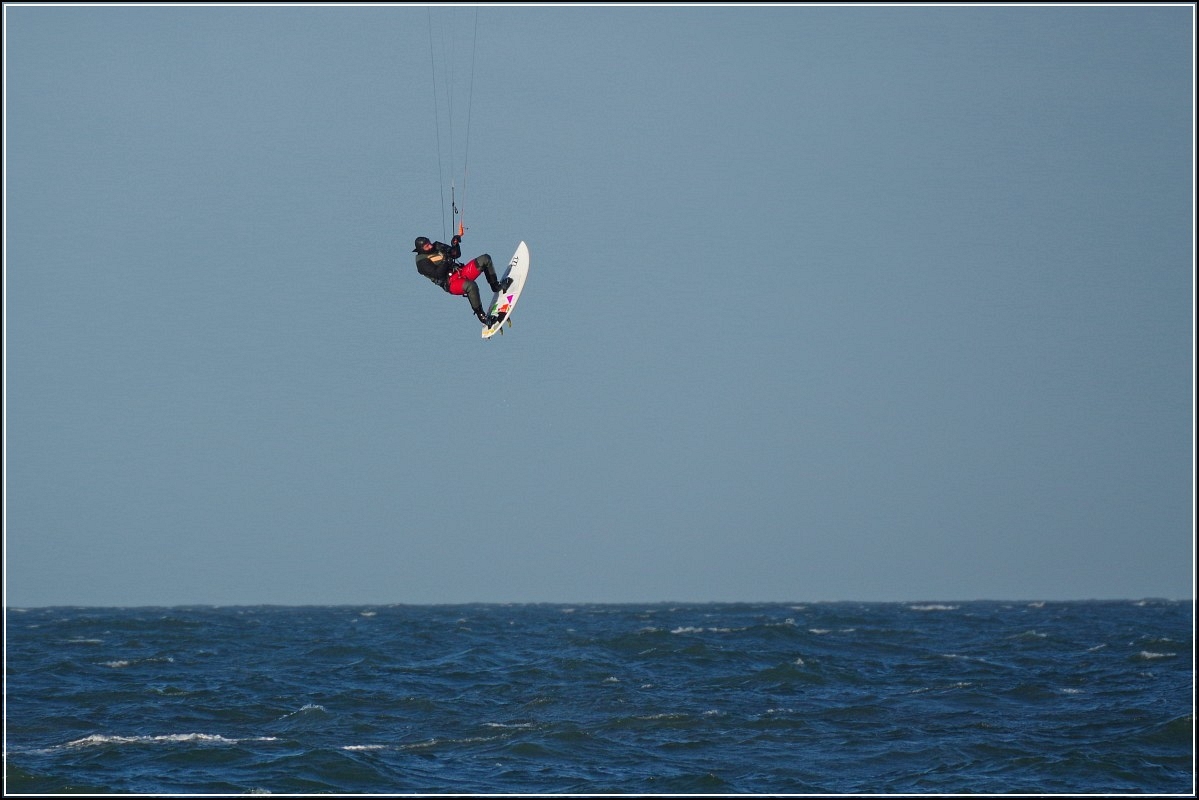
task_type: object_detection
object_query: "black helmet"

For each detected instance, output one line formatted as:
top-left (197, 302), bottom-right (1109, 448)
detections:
top-left (413, 236), bottom-right (431, 252)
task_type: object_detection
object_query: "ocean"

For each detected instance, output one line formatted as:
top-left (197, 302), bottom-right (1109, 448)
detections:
top-left (4, 601), bottom-right (1193, 795)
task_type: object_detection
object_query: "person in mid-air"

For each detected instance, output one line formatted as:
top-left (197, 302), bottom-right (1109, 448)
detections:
top-left (414, 234), bottom-right (512, 327)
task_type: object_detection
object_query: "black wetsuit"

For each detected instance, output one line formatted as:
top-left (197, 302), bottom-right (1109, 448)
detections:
top-left (415, 239), bottom-right (462, 290)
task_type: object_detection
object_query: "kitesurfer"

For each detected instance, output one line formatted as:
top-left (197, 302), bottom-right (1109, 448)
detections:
top-left (414, 234), bottom-right (513, 326)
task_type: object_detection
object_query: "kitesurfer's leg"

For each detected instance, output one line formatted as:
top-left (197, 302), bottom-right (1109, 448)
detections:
top-left (461, 280), bottom-right (483, 316)
top-left (462, 280), bottom-right (498, 326)
top-left (449, 265), bottom-right (499, 326)
top-left (469, 254), bottom-right (510, 294)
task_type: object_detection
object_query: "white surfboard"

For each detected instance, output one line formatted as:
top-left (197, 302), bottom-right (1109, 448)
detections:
top-left (482, 241), bottom-right (530, 339)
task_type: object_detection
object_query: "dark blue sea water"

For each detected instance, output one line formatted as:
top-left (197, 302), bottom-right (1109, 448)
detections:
top-left (4, 601), bottom-right (1193, 795)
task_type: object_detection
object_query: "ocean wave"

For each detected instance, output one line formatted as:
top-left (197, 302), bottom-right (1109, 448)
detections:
top-left (64, 733), bottom-right (274, 748)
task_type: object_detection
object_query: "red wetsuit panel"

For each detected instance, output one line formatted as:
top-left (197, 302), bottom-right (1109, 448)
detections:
top-left (446, 259), bottom-right (481, 296)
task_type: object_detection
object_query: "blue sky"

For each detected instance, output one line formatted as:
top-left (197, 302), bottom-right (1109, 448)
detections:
top-left (4, 3), bottom-right (1194, 606)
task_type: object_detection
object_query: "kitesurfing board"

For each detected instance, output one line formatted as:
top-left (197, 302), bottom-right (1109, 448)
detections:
top-left (482, 241), bottom-right (530, 339)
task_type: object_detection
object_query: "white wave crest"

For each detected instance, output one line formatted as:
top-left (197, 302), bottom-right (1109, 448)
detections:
top-left (65, 732), bottom-right (260, 748)
top-left (670, 626), bottom-right (736, 634)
